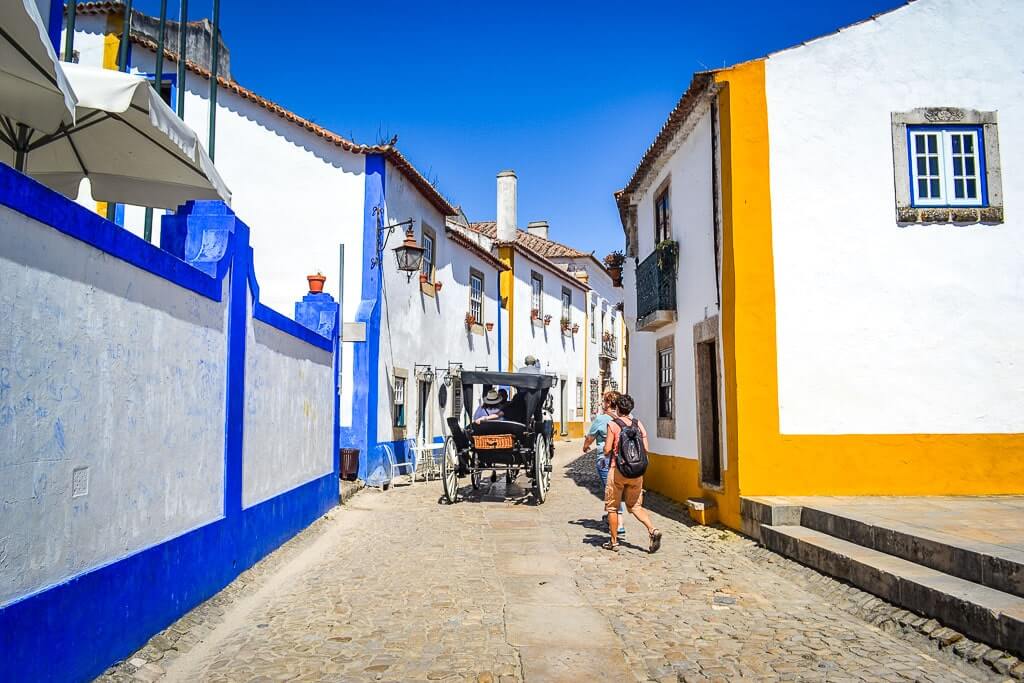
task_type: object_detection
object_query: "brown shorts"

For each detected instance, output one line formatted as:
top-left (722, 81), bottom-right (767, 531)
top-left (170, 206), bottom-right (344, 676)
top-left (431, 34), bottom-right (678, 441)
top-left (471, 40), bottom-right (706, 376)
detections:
top-left (604, 467), bottom-right (644, 514)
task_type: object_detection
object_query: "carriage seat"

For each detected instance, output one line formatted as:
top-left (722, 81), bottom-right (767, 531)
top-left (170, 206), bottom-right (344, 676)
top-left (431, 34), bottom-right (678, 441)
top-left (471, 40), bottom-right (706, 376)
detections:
top-left (469, 419), bottom-right (527, 438)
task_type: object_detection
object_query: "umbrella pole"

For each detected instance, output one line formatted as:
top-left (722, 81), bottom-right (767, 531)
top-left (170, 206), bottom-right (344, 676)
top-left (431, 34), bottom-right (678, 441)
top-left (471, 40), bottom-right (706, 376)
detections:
top-left (144, 0), bottom-right (169, 243)
top-left (14, 124), bottom-right (29, 172)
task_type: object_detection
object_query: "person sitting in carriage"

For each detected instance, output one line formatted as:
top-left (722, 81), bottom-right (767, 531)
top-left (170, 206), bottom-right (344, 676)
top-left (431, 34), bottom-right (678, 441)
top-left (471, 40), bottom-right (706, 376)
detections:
top-left (472, 389), bottom-right (505, 424)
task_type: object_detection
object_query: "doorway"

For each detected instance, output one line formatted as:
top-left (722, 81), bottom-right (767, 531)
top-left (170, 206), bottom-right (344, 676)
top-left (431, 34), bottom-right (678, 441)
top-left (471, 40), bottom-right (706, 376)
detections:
top-left (416, 379), bottom-right (432, 445)
top-left (559, 378), bottom-right (568, 436)
top-left (695, 336), bottom-right (723, 488)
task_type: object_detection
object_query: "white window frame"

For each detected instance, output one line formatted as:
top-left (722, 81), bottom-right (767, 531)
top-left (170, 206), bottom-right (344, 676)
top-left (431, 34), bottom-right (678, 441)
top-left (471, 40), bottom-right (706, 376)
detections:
top-left (421, 232), bottom-right (435, 280)
top-left (469, 270), bottom-right (484, 323)
top-left (658, 347), bottom-right (673, 419)
top-left (561, 287), bottom-right (571, 324)
top-left (530, 273), bottom-right (543, 318)
top-left (393, 376), bottom-right (406, 428)
top-left (909, 126), bottom-right (986, 208)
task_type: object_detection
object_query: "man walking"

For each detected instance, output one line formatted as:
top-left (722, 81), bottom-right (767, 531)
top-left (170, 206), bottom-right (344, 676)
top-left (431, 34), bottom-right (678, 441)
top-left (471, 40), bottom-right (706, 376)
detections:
top-left (583, 391), bottom-right (625, 535)
top-left (603, 394), bottom-right (662, 553)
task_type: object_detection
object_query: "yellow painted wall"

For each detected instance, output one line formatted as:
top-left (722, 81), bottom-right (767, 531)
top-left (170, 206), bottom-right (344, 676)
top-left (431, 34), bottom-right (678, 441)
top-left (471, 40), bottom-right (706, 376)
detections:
top-left (713, 60), bottom-right (1024, 502)
top-left (644, 453), bottom-right (741, 529)
top-left (498, 246), bottom-right (515, 370)
top-left (566, 421), bottom-right (585, 439)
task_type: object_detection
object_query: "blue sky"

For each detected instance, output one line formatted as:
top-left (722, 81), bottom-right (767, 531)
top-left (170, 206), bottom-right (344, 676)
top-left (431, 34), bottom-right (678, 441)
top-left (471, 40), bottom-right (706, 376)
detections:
top-left (130, 0), bottom-right (906, 257)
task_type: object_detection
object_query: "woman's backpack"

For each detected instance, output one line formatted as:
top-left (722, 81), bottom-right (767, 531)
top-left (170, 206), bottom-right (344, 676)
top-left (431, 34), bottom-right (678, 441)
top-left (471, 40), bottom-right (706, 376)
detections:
top-left (613, 417), bottom-right (648, 478)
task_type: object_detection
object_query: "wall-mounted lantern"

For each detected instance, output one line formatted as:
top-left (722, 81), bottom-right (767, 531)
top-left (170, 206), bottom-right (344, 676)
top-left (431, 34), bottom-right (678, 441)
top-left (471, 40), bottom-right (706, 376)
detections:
top-left (369, 207), bottom-right (423, 282)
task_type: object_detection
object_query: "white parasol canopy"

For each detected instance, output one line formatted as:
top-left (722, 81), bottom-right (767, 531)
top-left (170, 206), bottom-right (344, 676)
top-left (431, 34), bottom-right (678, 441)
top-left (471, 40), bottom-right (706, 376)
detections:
top-left (0, 0), bottom-right (77, 134)
top-left (1, 63), bottom-right (231, 209)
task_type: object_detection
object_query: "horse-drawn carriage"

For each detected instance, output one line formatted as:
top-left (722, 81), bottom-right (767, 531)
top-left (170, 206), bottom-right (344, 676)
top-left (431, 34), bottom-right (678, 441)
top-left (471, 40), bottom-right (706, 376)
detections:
top-left (441, 370), bottom-right (554, 504)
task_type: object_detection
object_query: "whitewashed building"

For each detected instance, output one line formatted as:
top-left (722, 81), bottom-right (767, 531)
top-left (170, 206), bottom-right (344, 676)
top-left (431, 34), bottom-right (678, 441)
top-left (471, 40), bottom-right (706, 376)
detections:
top-left (450, 171), bottom-right (621, 438)
top-left (59, 3), bottom-right (509, 478)
top-left (615, 0), bottom-right (1024, 530)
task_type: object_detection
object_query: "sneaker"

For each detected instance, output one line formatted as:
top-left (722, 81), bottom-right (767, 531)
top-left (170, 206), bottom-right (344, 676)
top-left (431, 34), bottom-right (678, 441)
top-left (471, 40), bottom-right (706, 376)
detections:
top-left (601, 541), bottom-right (620, 552)
top-left (617, 527), bottom-right (626, 536)
top-left (649, 529), bottom-right (662, 554)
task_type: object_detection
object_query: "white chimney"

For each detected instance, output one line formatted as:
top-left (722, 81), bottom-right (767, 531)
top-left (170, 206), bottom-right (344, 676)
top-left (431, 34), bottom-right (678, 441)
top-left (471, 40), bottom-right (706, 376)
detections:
top-left (496, 170), bottom-right (517, 242)
top-left (526, 220), bottom-right (549, 240)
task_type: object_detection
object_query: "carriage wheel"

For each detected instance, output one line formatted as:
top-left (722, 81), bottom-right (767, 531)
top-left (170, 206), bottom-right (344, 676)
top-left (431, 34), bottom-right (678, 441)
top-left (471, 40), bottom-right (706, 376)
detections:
top-left (533, 435), bottom-right (549, 504)
top-left (441, 437), bottom-right (459, 504)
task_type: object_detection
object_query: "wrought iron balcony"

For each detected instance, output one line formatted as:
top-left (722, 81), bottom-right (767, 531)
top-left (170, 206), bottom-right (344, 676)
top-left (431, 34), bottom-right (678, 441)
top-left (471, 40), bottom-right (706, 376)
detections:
top-left (600, 337), bottom-right (618, 360)
top-left (635, 244), bottom-right (677, 331)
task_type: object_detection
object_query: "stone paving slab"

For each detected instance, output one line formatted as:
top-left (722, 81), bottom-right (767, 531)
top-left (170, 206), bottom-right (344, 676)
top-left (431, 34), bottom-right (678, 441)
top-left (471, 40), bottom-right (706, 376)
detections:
top-left (97, 442), bottom-right (1005, 683)
top-left (518, 646), bottom-right (628, 682)
top-left (505, 604), bottom-right (619, 648)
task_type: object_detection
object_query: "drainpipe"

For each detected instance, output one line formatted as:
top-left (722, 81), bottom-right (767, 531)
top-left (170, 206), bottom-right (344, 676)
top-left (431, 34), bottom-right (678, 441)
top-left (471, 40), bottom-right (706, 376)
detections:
top-left (63, 0), bottom-right (77, 62)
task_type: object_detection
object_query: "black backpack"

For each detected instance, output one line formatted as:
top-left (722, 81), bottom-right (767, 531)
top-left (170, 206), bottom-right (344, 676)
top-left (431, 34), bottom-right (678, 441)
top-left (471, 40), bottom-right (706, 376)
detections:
top-left (613, 417), bottom-right (648, 478)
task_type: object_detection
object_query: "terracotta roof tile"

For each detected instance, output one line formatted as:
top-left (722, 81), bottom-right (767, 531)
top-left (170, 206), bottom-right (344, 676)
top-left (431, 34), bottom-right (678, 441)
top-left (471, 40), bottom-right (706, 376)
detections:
top-left (468, 222), bottom-right (589, 259)
top-left (444, 227), bottom-right (508, 272)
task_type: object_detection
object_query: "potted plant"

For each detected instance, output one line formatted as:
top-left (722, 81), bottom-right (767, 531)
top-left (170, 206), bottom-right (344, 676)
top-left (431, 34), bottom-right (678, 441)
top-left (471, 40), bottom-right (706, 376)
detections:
top-left (419, 272), bottom-right (429, 284)
top-left (602, 331), bottom-right (612, 342)
top-left (465, 312), bottom-right (476, 328)
top-left (485, 322), bottom-right (494, 332)
top-left (655, 240), bottom-right (679, 272)
top-left (543, 314), bottom-right (552, 326)
top-left (434, 280), bottom-right (443, 292)
top-left (604, 250), bottom-right (625, 286)
top-left (560, 316), bottom-right (571, 332)
top-left (571, 323), bottom-right (579, 334)
top-left (531, 308), bottom-right (540, 321)
top-left (307, 272), bottom-right (326, 293)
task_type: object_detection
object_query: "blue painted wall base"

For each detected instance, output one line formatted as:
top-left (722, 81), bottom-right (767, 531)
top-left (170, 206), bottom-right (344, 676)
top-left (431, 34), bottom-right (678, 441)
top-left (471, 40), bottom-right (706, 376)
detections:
top-left (0, 172), bottom-right (340, 683)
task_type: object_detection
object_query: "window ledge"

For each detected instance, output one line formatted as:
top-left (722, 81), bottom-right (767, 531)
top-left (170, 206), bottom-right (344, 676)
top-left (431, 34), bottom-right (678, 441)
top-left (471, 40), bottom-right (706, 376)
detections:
top-left (897, 206), bottom-right (1004, 224)
top-left (420, 281), bottom-right (436, 297)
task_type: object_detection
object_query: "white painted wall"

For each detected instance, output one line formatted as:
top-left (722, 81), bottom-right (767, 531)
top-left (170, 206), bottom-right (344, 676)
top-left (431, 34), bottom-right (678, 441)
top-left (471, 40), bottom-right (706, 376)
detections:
top-left (375, 165), bottom-right (500, 443)
top-left (626, 106), bottom-right (720, 459)
top-left (550, 257), bottom-right (626, 418)
top-left (65, 42), bottom-right (366, 429)
top-left (765, 0), bottom-right (1024, 434)
top-left (0, 205), bottom-right (227, 606)
top-left (242, 297), bottom-right (335, 508)
top-left (510, 251), bottom-right (588, 427)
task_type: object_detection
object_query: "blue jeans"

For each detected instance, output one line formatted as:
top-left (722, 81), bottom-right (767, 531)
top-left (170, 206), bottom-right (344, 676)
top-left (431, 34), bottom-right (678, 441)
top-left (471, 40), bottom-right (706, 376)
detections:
top-left (594, 451), bottom-right (626, 527)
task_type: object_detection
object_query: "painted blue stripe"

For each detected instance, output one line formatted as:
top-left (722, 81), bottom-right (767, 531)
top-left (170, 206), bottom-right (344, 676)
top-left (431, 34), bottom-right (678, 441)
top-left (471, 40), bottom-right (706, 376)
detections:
top-left (253, 303), bottom-right (334, 351)
top-left (0, 164), bottom-right (224, 300)
top-left (46, 0), bottom-right (63, 54)
top-left (0, 473), bottom-right (335, 683)
top-left (223, 221), bottom-right (249, 517)
top-left (346, 154), bottom-right (385, 479)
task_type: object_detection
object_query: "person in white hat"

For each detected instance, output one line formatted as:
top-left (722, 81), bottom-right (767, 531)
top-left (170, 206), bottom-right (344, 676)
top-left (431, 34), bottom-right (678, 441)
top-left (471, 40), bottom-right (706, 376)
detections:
top-left (520, 355), bottom-right (542, 374)
top-left (473, 389), bottom-right (505, 424)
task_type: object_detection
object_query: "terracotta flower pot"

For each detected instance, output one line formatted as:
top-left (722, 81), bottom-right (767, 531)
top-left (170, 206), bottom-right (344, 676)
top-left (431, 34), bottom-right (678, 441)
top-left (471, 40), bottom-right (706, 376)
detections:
top-left (434, 281), bottom-right (443, 292)
top-left (307, 273), bottom-right (326, 293)
top-left (419, 273), bottom-right (429, 284)
top-left (485, 322), bottom-right (494, 332)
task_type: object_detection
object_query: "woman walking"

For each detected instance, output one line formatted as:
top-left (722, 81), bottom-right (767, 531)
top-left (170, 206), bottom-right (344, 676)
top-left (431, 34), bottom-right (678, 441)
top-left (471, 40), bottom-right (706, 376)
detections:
top-left (582, 391), bottom-right (626, 535)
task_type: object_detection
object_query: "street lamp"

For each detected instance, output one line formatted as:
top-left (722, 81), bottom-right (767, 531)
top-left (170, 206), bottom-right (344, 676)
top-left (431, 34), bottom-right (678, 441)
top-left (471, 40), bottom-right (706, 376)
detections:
top-left (392, 227), bottom-right (425, 281)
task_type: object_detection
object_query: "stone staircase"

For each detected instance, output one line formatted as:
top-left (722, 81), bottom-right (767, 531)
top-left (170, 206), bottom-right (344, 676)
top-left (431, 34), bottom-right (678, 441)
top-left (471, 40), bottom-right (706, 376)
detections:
top-left (742, 496), bottom-right (1024, 658)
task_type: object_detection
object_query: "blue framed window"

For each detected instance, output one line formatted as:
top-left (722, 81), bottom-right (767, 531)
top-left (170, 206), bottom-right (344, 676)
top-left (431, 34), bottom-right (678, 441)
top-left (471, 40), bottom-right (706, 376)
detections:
top-left (907, 125), bottom-right (987, 208)
top-left (141, 72), bottom-right (177, 108)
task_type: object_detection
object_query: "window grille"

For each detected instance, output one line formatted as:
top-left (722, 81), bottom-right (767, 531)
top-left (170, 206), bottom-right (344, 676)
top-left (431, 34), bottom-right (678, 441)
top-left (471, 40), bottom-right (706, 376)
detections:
top-left (658, 347), bottom-right (674, 419)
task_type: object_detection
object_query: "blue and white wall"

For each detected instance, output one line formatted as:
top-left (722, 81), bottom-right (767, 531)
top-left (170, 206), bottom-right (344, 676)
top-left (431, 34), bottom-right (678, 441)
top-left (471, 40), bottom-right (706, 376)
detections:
top-left (0, 167), bottom-right (338, 682)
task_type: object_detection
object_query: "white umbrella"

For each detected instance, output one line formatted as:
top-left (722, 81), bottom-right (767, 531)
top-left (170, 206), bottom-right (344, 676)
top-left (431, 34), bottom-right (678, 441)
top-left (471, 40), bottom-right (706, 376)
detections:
top-left (1, 63), bottom-right (231, 209)
top-left (0, 0), bottom-right (77, 137)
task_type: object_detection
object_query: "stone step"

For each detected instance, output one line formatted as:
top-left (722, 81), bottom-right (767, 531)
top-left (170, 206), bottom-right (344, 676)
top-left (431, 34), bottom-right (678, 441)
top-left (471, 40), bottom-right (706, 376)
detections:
top-left (798, 504), bottom-right (1024, 599)
top-left (761, 524), bottom-right (1024, 657)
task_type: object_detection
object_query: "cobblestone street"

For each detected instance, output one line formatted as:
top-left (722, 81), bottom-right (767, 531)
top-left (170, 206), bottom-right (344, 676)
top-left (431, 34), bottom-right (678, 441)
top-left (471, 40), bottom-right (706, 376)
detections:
top-left (112, 440), bottom-right (996, 683)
